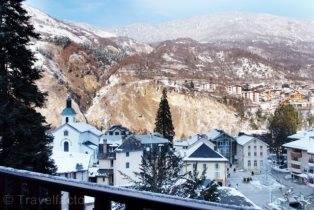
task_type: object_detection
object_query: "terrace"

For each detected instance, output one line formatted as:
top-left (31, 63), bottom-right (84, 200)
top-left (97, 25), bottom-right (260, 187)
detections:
top-left (0, 166), bottom-right (258, 210)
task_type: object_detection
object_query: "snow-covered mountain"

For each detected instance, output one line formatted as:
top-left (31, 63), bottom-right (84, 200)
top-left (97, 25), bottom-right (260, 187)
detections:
top-left (113, 12), bottom-right (314, 43)
top-left (25, 5), bottom-right (116, 43)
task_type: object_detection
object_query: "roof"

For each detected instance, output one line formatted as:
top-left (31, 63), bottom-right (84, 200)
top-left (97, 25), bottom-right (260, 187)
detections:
top-left (236, 134), bottom-right (268, 146)
top-left (174, 134), bottom-right (209, 147)
top-left (116, 136), bottom-right (143, 153)
top-left (283, 137), bottom-right (314, 154)
top-left (70, 122), bottom-right (102, 136)
top-left (61, 107), bottom-right (76, 116)
top-left (106, 124), bottom-right (131, 133)
top-left (288, 129), bottom-right (314, 140)
top-left (51, 151), bottom-right (91, 173)
top-left (184, 142), bottom-right (228, 162)
top-left (136, 134), bottom-right (169, 145)
top-left (206, 129), bottom-right (222, 140)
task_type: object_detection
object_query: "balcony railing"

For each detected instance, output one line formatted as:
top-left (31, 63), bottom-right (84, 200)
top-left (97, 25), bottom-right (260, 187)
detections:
top-left (0, 166), bottom-right (258, 210)
top-left (291, 151), bottom-right (302, 159)
top-left (98, 152), bottom-right (116, 159)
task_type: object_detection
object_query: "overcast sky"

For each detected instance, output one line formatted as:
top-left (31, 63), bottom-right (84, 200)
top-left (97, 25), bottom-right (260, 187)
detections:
top-left (26, 0), bottom-right (314, 28)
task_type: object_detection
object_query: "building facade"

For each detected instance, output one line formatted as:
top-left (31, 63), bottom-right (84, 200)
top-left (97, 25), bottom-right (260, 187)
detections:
top-left (236, 134), bottom-right (268, 173)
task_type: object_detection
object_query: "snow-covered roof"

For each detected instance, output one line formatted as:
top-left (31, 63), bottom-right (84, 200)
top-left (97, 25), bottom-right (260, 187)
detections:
top-left (183, 141), bottom-right (228, 162)
top-left (175, 134), bottom-right (210, 147)
top-left (236, 135), bottom-right (256, 146)
top-left (283, 137), bottom-right (314, 154)
top-left (136, 134), bottom-right (169, 144)
top-left (206, 129), bottom-right (222, 140)
top-left (288, 129), bottom-right (314, 140)
top-left (70, 122), bottom-right (102, 136)
top-left (236, 134), bottom-right (268, 146)
top-left (51, 151), bottom-right (91, 173)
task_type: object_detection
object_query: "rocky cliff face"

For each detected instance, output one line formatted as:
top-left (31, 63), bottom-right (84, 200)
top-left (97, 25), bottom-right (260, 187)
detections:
top-left (26, 5), bottom-right (312, 137)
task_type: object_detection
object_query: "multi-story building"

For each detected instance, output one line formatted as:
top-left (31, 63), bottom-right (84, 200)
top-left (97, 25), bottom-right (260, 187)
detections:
top-left (181, 140), bottom-right (228, 186)
top-left (207, 129), bottom-right (237, 163)
top-left (283, 130), bottom-right (314, 184)
top-left (98, 132), bottom-right (170, 186)
top-left (235, 134), bottom-right (269, 173)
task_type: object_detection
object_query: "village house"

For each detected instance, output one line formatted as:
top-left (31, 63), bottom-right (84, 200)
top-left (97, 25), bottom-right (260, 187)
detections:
top-left (283, 129), bottom-right (314, 185)
top-left (97, 132), bottom-right (169, 186)
top-left (235, 134), bottom-right (269, 173)
top-left (113, 134), bottom-right (169, 186)
top-left (181, 140), bottom-right (228, 186)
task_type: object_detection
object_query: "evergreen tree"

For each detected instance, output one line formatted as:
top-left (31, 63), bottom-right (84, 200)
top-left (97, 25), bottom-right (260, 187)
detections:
top-left (154, 88), bottom-right (175, 142)
top-left (171, 168), bottom-right (220, 202)
top-left (269, 103), bottom-right (300, 159)
top-left (122, 145), bottom-right (182, 194)
top-left (0, 0), bottom-right (55, 173)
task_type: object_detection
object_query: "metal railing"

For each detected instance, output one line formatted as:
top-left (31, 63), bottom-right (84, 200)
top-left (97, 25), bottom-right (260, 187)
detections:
top-left (0, 166), bottom-right (258, 210)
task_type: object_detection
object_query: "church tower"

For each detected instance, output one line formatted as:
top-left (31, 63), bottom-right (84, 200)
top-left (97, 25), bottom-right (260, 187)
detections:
top-left (61, 97), bottom-right (77, 124)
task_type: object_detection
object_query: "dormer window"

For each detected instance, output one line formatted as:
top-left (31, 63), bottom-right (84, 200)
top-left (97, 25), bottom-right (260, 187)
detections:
top-left (64, 130), bottom-right (69, 136)
top-left (115, 132), bottom-right (119, 135)
top-left (109, 131), bottom-right (113, 135)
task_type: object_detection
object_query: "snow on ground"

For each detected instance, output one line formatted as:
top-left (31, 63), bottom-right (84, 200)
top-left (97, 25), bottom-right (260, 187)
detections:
top-left (218, 187), bottom-right (261, 209)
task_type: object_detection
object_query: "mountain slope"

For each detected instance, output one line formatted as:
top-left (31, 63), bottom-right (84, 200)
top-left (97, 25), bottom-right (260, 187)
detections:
top-left (26, 6), bottom-right (250, 137)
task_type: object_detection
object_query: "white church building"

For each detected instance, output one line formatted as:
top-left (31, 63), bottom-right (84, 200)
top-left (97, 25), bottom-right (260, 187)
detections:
top-left (51, 97), bottom-right (102, 178)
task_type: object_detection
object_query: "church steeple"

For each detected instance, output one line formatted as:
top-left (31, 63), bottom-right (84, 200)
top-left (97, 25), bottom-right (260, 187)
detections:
top-left (61, 97), bottom-right (76, 124)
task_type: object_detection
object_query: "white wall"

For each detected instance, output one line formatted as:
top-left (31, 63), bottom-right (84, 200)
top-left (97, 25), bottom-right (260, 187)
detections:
top-left (238, 139), bottom-right (268, 173)
top-left (52, 125), bottom-right (81, 153)
top-left (183, 161), bottom-right (228, 185)
top-left (114, 151), bottom-right (143, 186)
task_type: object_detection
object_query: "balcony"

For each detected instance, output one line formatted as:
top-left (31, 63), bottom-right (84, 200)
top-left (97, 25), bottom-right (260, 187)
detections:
top-left (291, 151), bottom-right (302, 159)
top-left (98, 152), bottom-right (116, 160)
top-left (309, 159), bottom-right (314, 165)
top-left (0, 166), bottom-right (256, 210)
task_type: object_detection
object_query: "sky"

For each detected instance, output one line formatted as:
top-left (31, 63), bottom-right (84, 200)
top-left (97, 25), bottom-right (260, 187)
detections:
top-left (26, 0), bottom-right (314, 28)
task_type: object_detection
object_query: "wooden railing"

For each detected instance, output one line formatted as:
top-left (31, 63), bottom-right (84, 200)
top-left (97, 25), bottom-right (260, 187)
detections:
top-left (0, 166), bottom-right (258, 210)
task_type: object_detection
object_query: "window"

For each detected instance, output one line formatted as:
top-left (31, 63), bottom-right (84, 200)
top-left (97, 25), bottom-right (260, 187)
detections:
top-left (260, 152), bottom-right (263, 156)
top-left (248, 146), bottom-right (251, 150)
top-left (260, 146), bottom-right (263, 150)
top-left (248, 152), bottom-right (251, 156)
top-left (215, 172), bottom-right (220, 178)
top-left (99, 144), bottom-right (103, 154)
top-left (115, 132), bottom-right (119, 135)
top-left (73, 173), bottom-right (76, 179)
top-left (64, 141), bottom-right (69, 152)
top-left (248, 160), bottom-right (251, 167)
top-left (66, 117), bottom-right (69, 123)
top-left (193, 163), bottom-right (197, 171)
top-left (254, 146), bottom-right (257, 150)
top-left (109, 131), bottom-right (113, 135)
top-left (260, 160), bottom-right (263, 167)
top-left (254, 160), bottom-right (257, 166)
top-left (110, 160), bottom-right (114, 167)
top-left (254, 152), bottom-right (257, 156)
top-left (121, 131), bottom-right (126, 135)
top-left (64, 130), bottom-right (69, 136)
top-left (126, 152), bottom-right (129, 157)
top-left (215, 163), bottom-right (219, 169)
top-left (126, 162), bottom-right (130, 168)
